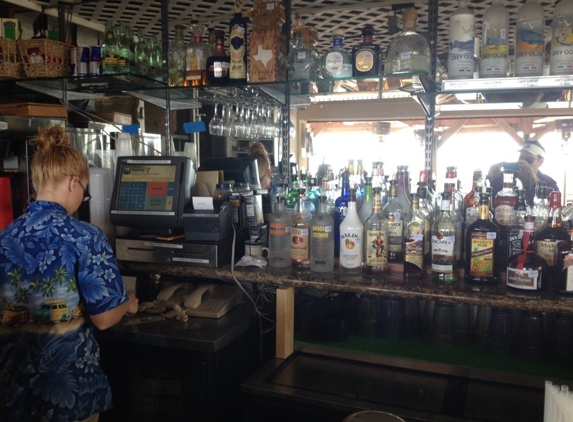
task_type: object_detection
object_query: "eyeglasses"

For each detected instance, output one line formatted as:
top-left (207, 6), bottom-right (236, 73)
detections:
top-left (70, 175), bottom-right (91, 202)
top-left (520, 155), bottom-right (539, 165)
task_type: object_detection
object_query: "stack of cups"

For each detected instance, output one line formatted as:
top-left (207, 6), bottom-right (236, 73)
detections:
top-left (88, 168), bottom-right (114, 243)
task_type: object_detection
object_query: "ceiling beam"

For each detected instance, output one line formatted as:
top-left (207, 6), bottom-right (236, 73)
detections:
top-left (437, 119), bottom-right (468, 148)
top-left (492, 118), bottom-right (523, 145)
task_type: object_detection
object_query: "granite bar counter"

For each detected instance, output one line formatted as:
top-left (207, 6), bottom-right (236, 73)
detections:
top-left (122, 261), bottom-right (573, 315)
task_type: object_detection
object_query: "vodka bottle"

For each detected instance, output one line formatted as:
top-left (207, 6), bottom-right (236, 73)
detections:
top-left (431, 191), bottom-right (458, 284)
top-left (404, 194), bottom-right (428, 279)
top-left (358, 176), bottom-right (373, 224)
top-left (382, 180), bottom-right (404, 263)
top-left (291, 188), bottom-right (311, 270)
top-left (229, 0), bottom-right (248, 82)
top-left (550, 0), bottom-right (573, 75)
top-left (364, 188), bottom-right (389, 276)
top-left (448, 0), bottom-right (475, 79)
top-left (352, 25), bottom-right (381, 77)
top-left (168, 25), bottom-right (186, 87)
top-left (515, 0), bottom-right (545, 77)
top-left (185, 21), bottom-right (210, 87)
top-left (310, 196), bottom-right (335, 272)
top-left (268, 197), bottom-right (292, 268)
top-left (464, 193), bottom-right (500, 285)
top-left (102, 21), bottom-right (118, 74)
top-left (385, 7), bottom-right (431, 75)
top-left (320, 29), bottom-right (353, 78)
top-left (339, 189), bottom-right (364, 273)
top-left (479, 0), bottom-right (509, 78)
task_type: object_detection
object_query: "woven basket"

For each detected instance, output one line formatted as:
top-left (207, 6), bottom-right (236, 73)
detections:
top-left (17, 39), bottom-right (71, 78)
top-left (0, 39), bottom-right (22, 79)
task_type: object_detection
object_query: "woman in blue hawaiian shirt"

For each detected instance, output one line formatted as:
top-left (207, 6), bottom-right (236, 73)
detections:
top-left (0, 125), bottom-right (139, 422)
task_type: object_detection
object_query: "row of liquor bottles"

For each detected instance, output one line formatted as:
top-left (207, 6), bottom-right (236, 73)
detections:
top-left (266, 165), bottom-right (573, 295)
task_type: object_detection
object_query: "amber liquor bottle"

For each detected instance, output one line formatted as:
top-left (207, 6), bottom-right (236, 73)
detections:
top-left (206, 30), bottom-right (230, 84)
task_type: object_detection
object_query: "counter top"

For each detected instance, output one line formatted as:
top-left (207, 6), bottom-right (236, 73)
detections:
top-left (122, 261), bottom-right (573, 315)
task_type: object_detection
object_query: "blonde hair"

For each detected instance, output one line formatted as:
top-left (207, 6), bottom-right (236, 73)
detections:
top-left (30, 125), bottom-right (87, 195)
top-left (248, 141), bottom-right (270, 177)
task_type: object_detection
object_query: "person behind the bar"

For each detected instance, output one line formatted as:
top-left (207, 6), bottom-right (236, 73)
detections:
top-left (0, 125), bottom-right (139, 422)
top-left (487, 139), bottom-right (558, 206)
top-left (249, 140), bottom-right (272, 189)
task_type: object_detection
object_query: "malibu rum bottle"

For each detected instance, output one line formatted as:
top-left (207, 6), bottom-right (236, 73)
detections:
top-left (339, 189), bottom-right (364, 273)
top-left (465, 193), bottom-right (500, 285)
top-left (364, 187), bottom-right (389, 277)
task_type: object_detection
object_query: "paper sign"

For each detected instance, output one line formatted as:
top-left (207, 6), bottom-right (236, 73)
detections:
top-left (193, 197), bottom-right (214, 210)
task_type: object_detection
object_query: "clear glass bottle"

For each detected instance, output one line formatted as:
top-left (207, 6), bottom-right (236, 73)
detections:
top-left (385, 7), bottom-right (431, 75)
top-left (431, 191), bottom-right (458, 284)
top-left (382, 180), bottom-right (404, 263)
top-left (416, 185), bottom-right (432, 265)
top-left (463, 169), bottom-right (483, 223)
top-left (320, 29), bottom-right (352, 79)
top-left (358, 176), bottom-right (373, 224)
top-left (465, 192), bottom-right (500, 285)
top-left (515, 0), bottom-right (545, 77)
top-left (206, 30), bottom-right (230, 85)
top-left (352, 25), bottom-right (380, 77)
top-left (448, 0), bottom-right (475, 79)
top-left (291, 188), bottom-right (311, 270)
top-left (364, 187), bottom-right (389, 277)
top-left (339, 189), bottom-right (364, 273)
top-left (334, 170), bottom-right (350, 258)
top-left (549, 0), bottom-right (573, 76)
top-left (117, 22), bottom-right (131, 74)
top-left (291, 11), bottom-right (318, 50)
top-left (289, 31), bottom-right (318, 81)
top-left (185, 21), bottom-right (210, 87)
top-left (404, 194), bottom-right (427, 279)
top-left (268, 196), bottom-right (292, 268)
top-left (479, 0), bottom-right (509, 78)
top-left (507, 189), bottom-right (527, 263)
top-left (148, 35), bottom-right (161, 80)
top-left (168, 24), bottom-right (186, 87)
top-left (101, 20), bottom-right (118, 74)
top-left (532, 182), bottom-right (550, 234)
top-left (134, 29), bottom-right (149, 77)
top-left (507, 215), bottom-right (548, 291)
top-left (229, 0), bottom-right (248, 82)
top-left (310, 196), bottom-right (335, 272)
top-left (494, 168), bottom-right (517, 227)
top-left (395, 165), bottom-right (412, 221)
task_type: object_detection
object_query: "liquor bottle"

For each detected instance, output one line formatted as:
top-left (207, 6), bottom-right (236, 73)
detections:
top-left (464, 186), bottom-right (484, 231)
top-left (507, 215), bottom-right (548, 291)
top-left (101, 20), bottom-right (118, 74)
top-left (535, 191), bottom-right (569, 279)
top-left (320, 29), bottom-right (352, 79)
top-left (206, 30), bottom-right (230, 85)
top-left (268, 196), bottom-right (292, 268)
top-left (404, 194), bottom-right (428, 279)
top-left (168, 25), bottom-right (186, 87)
top-left (358, 176), bottom-right (373, 224)
top-left (494, 168), bottom-right (517, 227)
top-left (448, 0), bottom-right (475, 79)
top-left (382, 180), bottom-right (404, 263)
top-left (117, 22), bottom-right (131, 74)
top-left (364, 187), bottom-right (389, 277)
top-left (333, 170), bottom-right (350, 258)
top-left (229, 0), bottom-right (248, 82)
top-left (465, 193), bottom-right (500, 285)
top-left (507, 189), bottom-right (527, 263)
top-left (310, 196), bottom-right (335, 272)
top-left (532, 181), bottom-right (550, 234)
top-left (291, 188), bottom-right (311, 270)
top-left (416, 185), bottom-right (432, 265)
top-left (291, 11), bottom-right (318, 50)
top-left (185, 21), bottom-right (210, 87)
top-left (558, 221), bottom-right (573, 294)
top-left (445, 166), bottom-right (464, 215)
top-left (515, 0), bottom-right (545, 77)
top-left (396, 165), bottom-right (412, 221)
top-left (463, 169), bottom-right (483, 219)
top-left (479, 0), bottom-right (509, 78)
top-left (431, 191), bottom-right (458, 284)
top-left (549, 0), bottom-right (573, 76)
top-left (339, 189), bottom-right (363, 273)
top-left (352, 25), bottom-right (380, 77)
top-left (134, 29), bottom-right (149, 77)
top-left (152, 34), bottom-right (163, 81)
top-left (289, 31), bottom-right (318, 81)
top-left (385, 7), bottom-right (431, 75)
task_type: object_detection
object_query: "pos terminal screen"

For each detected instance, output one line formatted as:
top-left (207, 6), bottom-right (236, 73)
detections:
top-left (117, 164), bottom-right (176, 212)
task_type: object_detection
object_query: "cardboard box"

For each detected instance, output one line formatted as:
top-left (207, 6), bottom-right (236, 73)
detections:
top-left (2, 19), bottom-right (21, 40)
top-left (0, 102), bottom-right (66, 118)
top-left (248, 29), bottom-right (287, 83)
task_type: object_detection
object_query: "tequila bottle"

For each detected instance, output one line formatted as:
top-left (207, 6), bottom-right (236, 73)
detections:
top-left (448, 0), bottom-right (475, 79)
top-left (385, 7), bottom-right (431, 75)
top-left (479, 0), bottom-right (509, 78)
top-left (550, 0), bottom-right (573, 75)
top-left (364, 187), bottom-right (389, 277)
top-left (310, 196), bottom-right (335, 272)
top-left (101, 20), bottom-right (118, 74)
top-left (229, 0), bottom-right (248, 82)
top-left (168, 25), bottom-right (186, 87)
top-left (515, 0), bottom-right (545, 77)
top-left (268, 196), bottom-right (292, 268)
top-left (339, 189), bottom-right (364, 273)
top-left (291, 12), bottom-right (318, 49)
top-left (431, 191), bottom-right (458, 284)
top-left (352, 25), bottom-right (380, 77)
top-left (289, 31), bottom-right (318, 80)
top-left (320, 29), bottom-right (352, 79)
top-left (185, 21), bottom-right (210, 87)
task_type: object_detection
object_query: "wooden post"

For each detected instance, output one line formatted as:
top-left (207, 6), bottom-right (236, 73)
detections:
top-left (275, 286), bottom-right (294, 359)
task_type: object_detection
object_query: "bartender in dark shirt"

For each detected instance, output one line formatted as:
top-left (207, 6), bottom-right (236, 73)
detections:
top-left (487, 140), bottom-right (559, 206)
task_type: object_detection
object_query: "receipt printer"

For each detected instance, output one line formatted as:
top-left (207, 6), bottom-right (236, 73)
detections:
top-left (182, 202), bottom-right (233, 241)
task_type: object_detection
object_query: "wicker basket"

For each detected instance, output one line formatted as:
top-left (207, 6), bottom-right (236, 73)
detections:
top-left (0, 39), bottom-right (22, 79)
top-left (17, 39), bottom-right (71, 78)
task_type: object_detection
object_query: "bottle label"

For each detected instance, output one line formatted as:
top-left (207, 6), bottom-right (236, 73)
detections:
top-left (563, 255), bottom-right (573, 292)
top-left (507, 267), bottom-right (540, 290)
top-left (340, 232), bottom-right (363, 269)
top-left (536, 240), bottom-right (563, 266)
top-left (550, 14), bottom-right (573, 75)
top-left (291, 227), bottom-right (309, 260)
top-left (507, 227), bottom-right (524, 259)
top-left (355, 50), bottom-right (374, 72)
top-left (480, 45), bottom-right (509, 77)
top-left (325, 51), bottom-right (344, 74)
top-left (230, 25), bottom-right (247, 79)
top-left (515, 18), bottom-right (544, 76)
top-left (404, 233), bottom-right (424, 270)
top-left (431, 234), bottom-right (456, 263)
top-left (311, 225), bottom-right (334, 267)
top-left (494, 204), bottom-right (515, 226)
top-left (387, 219), bottom-right (403, 253)
top-left (365, 230), bottom-right (388, 268)
top-left (270, 222), bottom-right (291, 236)
top-left (468, 232), bottom-right (496, 278)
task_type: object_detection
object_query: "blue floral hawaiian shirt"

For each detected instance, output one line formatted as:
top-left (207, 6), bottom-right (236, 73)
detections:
top-left (0, 200), bottom-right (129, 422)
